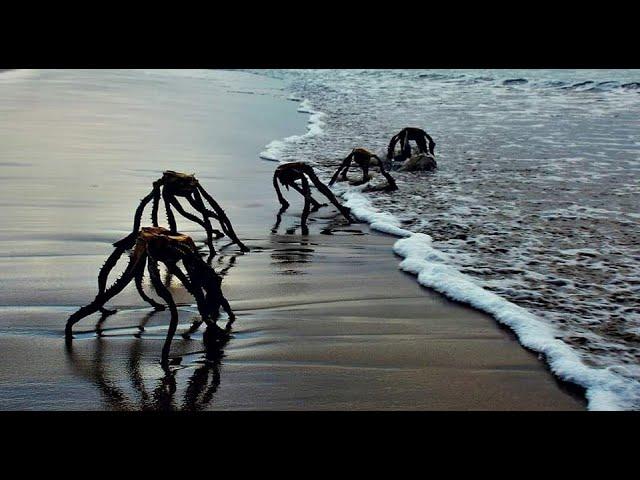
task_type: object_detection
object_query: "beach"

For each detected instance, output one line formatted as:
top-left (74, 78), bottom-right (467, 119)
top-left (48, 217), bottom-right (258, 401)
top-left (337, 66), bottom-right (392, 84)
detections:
top-left (0, 69), bottom-right (585, 410)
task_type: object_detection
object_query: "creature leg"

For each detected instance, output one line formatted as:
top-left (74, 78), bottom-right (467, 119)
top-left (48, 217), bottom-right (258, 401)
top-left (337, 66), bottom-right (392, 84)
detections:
top-left (168, 197), bottom-right (208, 229)
top-left (341, 159), bottom-right (353, 181)
top-left (65, 254), bottom-right (142, 336)
top-left (349, 162), bottom-right (368, 186)
top-left (329, 165), bottom-right (344, 186)
top-left (151, 183), bottom-right (161, 227)
top-left (135, 263), bottom-right (165, 311)
top-left (162, 190), bottom-right (178, 233)
top-left (398, 131), bottom-right (411, 161)
top-left (182, 319), bottom-right (205, 338)
top-left (220, 296), bottom-right (235, 331)
top-left (272, 209), bottom-right (284, 234)
top-left (363, 163), bottom-right (370, 183)
top-left (305, 167), bottom-right (354, 223)
top-left (116, 187), bottom-right (158, 245)
top-left (189, 191), bottom-right (225, 255)
top-left (194, 186), bottom-right (249, 252)
top-left (166, 264), bottom-right (214, 337)
top-left (133, 190), bottom-right (156, 232)
top-left (187, 257), bottom-right (234, 331)
top-left (378, 161), bottom-right (398, 191)
top-left (289, 181), bottom-right (325, 211)
top-left (415, 135), bottom-right (429, 154)
top-left (426, 134), bottom-right (436, 156)
top-left (299, 174), bottom-right (312, 235)
top-left (329, 156), bottom-right (352, 186)
top-left (273, 172), bottom-right (290, 210)
top-left (95, 243), bottom-right (129, 315)
top-left (387, 133), bottom-right (402, 161)
top-left (185, 194), bottom-right (224, 238)
top-left (168, 196), bottom-right (216, 255)
top-left (147, 259), bottom-right (179, 364)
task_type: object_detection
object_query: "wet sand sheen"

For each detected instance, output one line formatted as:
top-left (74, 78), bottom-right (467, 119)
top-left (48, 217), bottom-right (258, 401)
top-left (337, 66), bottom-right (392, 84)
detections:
top-left (0, 70), bottom-right (584, 410)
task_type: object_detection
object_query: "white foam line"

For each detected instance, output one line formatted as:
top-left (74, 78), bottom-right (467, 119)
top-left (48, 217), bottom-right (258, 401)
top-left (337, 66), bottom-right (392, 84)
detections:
top-left (344, 188), bottom-right (638, 410)
top-left (257, 94), bottom-right (639, 410)
top-left (259, 98), bottom-right (326, 162)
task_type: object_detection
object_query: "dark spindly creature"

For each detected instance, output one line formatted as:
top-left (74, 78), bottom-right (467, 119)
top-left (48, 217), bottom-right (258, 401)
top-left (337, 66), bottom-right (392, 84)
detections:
top-left (329, 147), bottom-right (398, 190)
top-left (273, 162), bottom-right (353, 234)
top-left (387, 127), bottom-right (436, 162)
top-left (122, 171), bottom-right (249, 256)
top-left (65, 227), bottom-right (234, 364)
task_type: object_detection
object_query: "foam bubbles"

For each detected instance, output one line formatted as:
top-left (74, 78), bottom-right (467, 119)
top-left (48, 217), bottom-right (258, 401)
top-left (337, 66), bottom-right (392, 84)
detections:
top-left (254, 69), bottom-right (640, 410)
top-left (259, 98), bottom-right (326, 162)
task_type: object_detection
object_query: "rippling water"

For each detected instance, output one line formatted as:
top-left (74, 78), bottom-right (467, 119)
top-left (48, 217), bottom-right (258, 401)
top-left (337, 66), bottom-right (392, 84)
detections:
top-left (251, 69), bottom-right (640, 409)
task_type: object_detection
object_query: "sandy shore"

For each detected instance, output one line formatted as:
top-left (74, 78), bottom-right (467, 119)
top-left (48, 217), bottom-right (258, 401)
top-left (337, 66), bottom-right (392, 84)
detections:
top-left (0, 70), bottom-right (585, 410)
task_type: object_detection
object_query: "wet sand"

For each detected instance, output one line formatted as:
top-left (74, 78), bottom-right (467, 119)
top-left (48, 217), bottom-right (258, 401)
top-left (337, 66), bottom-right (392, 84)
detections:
top-left (0, 70), bottom-right (585, 410)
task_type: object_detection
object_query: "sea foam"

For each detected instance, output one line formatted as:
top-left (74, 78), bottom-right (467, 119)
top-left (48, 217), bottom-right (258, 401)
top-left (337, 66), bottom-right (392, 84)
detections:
top-left (259, 97), bottom-right (640, 411)
top-left (259, 98), bottom-right (326, 161)
top-left (340, 186), bottom-right (638, 411)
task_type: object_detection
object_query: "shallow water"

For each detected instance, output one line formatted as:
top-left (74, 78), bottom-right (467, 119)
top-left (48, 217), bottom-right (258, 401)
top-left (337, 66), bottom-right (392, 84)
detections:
top-left (253, 69), bottom-right (640, 409)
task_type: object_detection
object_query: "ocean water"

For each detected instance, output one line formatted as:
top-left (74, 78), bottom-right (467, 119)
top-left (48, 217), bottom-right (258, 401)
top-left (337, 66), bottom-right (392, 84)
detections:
top-left (253, 69), bottom-right (640, 410)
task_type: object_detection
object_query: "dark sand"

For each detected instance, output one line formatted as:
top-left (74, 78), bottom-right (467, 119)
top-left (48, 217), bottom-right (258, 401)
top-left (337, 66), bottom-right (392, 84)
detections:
top-left (0, 70), bottom-right (585, 410)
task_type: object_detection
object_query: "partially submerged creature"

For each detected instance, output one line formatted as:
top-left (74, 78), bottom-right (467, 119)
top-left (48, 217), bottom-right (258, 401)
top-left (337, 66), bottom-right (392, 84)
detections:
top-left (397, 152), bottom-right (438, 172)
top-left (273, 162), bottom-right (353, 234)
top-left (124, 170), bottom-right (249, 256)
top-left (329, 147), bottom-right (398, 191)
top-left (65, 226), bottom-right (234, 364)
top-left (387, 127), bottom-right (436, 162)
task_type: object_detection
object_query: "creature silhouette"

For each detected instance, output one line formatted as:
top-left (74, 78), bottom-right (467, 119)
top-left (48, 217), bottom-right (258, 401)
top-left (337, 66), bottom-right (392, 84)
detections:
top-left (124, 170), bottom-right (249, 256)
top-left (329, 147), bottom-right (397, 190)
top-left (65, 227), bottom-right (234, 364)
top-left (387, 127), bottom-right (436, 162)
top-left (273, 162), bottom-right (353, 234)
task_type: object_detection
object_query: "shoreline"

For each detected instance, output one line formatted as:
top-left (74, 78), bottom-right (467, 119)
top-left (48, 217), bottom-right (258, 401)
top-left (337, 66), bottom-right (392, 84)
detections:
top-left (0, 69), bottom-right (585, 410)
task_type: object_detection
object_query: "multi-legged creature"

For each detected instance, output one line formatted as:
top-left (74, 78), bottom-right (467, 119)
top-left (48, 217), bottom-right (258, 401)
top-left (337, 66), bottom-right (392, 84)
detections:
top-left (329, 148), bottom-right (398, 190)
top-left (387, 127), bottom-right (436, 162)
top-left (123, 170), bottom-right (249, 256)
top-left (65, 227), bottom-right (234, 364)
top-left (273, 162), bottom-right (353, 234)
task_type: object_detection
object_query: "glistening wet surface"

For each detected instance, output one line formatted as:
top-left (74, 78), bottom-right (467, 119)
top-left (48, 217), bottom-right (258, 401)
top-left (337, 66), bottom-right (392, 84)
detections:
top-left (254, 69), bottom-right (640, 408)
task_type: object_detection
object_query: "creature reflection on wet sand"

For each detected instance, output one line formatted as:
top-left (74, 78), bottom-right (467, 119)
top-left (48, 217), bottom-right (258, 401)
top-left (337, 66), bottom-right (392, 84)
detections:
top-left (270, 237), bottom-right (315, 276)
top-left (127, 170), bottom-right (249, 255)
top-left (273, 162), bottom-right (353, 235)
top-left (65, 227), bottom-right (234, 364)
top-left (65, 327), bottom-right (229, 411)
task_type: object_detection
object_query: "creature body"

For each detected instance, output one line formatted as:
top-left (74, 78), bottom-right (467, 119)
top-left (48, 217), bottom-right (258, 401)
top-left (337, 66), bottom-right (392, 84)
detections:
top-left (329, 148), bottom-right (398, 190)
top-left (387, 127), bottom-right (436, 162)
top-left (65, 227), bottom-right (234, 364)
top-left (121, 170), bottom-right (249, 256)
top-left (273, 162), bottom-right (353, 234)
top-left (398, 153), bottom-right (438, 172)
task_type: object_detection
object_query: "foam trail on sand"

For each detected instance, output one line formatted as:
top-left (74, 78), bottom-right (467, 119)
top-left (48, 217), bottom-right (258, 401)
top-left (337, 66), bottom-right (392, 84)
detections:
top-left (391, 232), bottom-right (638, 411)
top-left (341, 186), bottom-right (637, 410)
top-left (259, 95), bottom-right (640, 410)
top-left (259, 98), bottom-right (326, 161)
